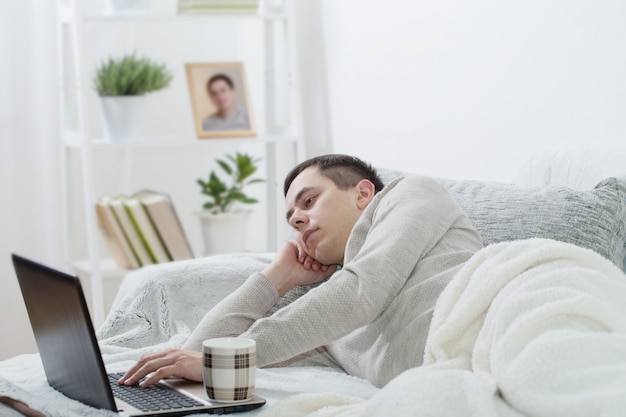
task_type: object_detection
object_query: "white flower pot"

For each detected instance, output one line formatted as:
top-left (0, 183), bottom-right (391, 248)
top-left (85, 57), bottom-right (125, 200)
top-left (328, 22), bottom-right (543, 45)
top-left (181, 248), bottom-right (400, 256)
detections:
top-left (98, 96), bottom-right (146, 143)
top-left (196, 211), bottom-right (251, 255)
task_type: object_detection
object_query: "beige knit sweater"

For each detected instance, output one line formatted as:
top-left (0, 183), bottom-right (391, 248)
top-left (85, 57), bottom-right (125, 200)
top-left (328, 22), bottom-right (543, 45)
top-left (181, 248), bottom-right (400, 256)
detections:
top-left (184, 176), bottom-right (483, 387)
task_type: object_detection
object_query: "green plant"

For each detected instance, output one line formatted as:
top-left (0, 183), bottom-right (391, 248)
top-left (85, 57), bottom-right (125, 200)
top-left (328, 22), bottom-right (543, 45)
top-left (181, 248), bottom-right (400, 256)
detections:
top-left (197, 152), bottom-right (264, 214)
top-left (93, 53), bottom-right (173, 96)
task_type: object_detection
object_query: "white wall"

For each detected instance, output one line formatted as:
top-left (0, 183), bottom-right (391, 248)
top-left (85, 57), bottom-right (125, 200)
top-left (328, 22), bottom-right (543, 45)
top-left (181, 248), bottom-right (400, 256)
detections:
top-left (297, 0), bottom-right (626, 181)
top-left (0, 1), bottom-right (60, 360)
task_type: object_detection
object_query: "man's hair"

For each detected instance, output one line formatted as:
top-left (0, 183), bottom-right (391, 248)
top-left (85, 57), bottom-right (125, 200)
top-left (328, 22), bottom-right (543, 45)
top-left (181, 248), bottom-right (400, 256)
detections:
top-left (207, 73), bottom-right (234, 90)
top-left (284, 154), bottom-right (384, 196)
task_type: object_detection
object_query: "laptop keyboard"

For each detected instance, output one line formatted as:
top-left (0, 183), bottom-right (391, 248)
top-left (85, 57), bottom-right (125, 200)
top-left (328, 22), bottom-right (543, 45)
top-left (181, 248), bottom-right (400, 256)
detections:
top-left (108, 372), bottom-right (204, 412)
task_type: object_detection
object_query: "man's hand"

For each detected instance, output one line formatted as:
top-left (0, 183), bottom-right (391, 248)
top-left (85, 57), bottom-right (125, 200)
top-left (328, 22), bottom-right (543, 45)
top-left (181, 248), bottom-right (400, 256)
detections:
top-left (262, 241), bottom-right (337, 296)
top-left (119, 348), bottom-right (202, 388)
top-left (293, 240), bottom-right (331, 272)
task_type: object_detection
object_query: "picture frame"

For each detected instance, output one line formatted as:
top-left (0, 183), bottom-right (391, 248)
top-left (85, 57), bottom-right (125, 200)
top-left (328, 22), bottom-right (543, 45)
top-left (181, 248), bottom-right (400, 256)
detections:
top-left (185, 62), bottom-right (256, 139)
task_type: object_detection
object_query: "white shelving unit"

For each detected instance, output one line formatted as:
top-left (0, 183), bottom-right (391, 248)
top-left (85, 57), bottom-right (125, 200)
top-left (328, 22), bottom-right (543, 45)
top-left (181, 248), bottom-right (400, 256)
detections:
top-left (56, 0), bottom-right (303, 325)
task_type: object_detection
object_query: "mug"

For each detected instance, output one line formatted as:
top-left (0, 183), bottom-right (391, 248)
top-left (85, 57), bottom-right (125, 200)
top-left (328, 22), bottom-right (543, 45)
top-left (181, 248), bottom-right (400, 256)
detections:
top-left (202, 337), bottom-right (256, 403)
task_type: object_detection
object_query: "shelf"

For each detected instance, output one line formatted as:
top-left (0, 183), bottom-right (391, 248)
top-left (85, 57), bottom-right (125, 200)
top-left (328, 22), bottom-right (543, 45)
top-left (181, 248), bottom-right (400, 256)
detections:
top-left (63, 135), bottom-right (298, 149)
top-left (86, 14), bottom-right (258, 22)
top-left (59, 0), bottom-right (300, 327)
top-left (82, 11), bottom-right (286, 22)
top-left (73, 259), bottom-right (129, 280)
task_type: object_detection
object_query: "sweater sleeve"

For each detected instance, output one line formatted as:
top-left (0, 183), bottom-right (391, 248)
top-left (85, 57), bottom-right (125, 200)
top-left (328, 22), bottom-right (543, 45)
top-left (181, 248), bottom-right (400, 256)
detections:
top-left (242, 176), bottom-right (469, 367)
top-left (182, 272), bottom-right (280, 351)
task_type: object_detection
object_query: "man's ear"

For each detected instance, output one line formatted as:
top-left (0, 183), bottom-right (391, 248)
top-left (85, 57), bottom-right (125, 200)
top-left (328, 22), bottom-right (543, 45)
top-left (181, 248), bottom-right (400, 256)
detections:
top-left (356, 179), bottom-right (376, 210)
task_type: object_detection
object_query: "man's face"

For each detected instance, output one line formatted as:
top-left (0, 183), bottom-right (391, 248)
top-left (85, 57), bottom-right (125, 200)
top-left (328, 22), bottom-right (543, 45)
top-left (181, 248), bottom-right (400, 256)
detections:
top-left (285, 167), bottom-right (367, 266)
top-left (207, 79), bottom-right (235, 112)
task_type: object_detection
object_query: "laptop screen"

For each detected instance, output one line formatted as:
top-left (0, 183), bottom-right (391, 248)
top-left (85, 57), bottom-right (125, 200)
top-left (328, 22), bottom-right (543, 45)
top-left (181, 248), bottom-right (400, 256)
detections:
top-left (12, 253), bottom-right (117, 411)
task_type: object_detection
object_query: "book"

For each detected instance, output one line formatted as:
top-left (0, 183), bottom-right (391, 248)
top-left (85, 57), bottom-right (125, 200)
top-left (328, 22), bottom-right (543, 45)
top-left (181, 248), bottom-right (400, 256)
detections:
top-left (133, 190), bottom-right (194, 261)
top-left (108, 196), bottom-right (155, 267)
top-left (95, 197), bottom-right (140, 269)
top-left (123, 197), bottom-right (172, 264)
top-left (96, 190), bottom-right (192, 267)
top-left (177, 0), bottom-right (259, 15)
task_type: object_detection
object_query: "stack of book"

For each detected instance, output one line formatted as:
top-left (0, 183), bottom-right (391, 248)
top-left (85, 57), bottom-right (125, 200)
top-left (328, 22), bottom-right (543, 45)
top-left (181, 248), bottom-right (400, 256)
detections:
top-left (177, 0), bottom-right (259, 15)
top-left (95, 190), bottom-right (194, 269)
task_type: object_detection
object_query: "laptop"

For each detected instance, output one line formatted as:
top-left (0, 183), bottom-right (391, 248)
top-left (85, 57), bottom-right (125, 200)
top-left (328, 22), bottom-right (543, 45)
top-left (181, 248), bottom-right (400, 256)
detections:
top-left (12, 253), bottom-right (266, 416)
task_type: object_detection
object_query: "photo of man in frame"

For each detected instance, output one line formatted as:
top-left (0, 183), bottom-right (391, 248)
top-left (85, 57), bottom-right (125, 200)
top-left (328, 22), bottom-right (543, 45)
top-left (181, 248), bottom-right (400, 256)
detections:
top-left (202, 72), bottom-right (250, 132)
top-left (186, 62), bottom-right (255, 139)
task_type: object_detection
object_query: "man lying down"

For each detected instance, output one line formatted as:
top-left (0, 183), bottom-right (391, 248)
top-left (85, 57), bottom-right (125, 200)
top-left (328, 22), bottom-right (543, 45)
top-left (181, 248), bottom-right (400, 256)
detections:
top-left (117, 154), bottom-right (626, 416)
top-left (119, 153), bottom-right (483, 388)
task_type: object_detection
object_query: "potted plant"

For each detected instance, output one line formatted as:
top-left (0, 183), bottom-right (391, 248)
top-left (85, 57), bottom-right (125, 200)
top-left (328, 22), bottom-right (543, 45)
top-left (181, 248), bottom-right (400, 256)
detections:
top-left (196, 152), bottom-right (264, 254)
top-left (93, 53), bottom-right (172, 142)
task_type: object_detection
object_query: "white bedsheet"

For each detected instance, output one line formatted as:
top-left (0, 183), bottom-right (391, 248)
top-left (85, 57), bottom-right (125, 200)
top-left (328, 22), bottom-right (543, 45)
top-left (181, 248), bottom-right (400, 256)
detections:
top-left (0, 355), bottom-right (376, 417)
top-left (2, 239), bottom-right (626, 416)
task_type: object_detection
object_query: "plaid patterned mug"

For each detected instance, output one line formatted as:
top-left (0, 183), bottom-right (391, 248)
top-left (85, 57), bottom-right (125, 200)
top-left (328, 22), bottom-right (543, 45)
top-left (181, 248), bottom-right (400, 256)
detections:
top-left (202, 337), bottom-right (257, 403)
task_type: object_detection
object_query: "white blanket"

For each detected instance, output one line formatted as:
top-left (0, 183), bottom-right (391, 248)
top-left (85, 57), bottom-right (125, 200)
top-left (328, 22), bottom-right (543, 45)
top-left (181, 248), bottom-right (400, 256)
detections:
top-left (259, 238), bottom-right (626, 417)
top-left (2, 239), bottom-right (626, 416)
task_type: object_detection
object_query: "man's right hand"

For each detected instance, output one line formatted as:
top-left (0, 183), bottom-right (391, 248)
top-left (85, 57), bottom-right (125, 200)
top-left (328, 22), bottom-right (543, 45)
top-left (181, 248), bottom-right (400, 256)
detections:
top-left (119, 348), bottom-right (203, 388)
top-left (261, 241), bottom-right (336, 296)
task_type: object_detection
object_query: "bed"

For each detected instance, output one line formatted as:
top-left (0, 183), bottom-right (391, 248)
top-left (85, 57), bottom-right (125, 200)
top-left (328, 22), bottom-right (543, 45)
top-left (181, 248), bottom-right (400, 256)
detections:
top-left (2, 148), bottom-right (626, 417)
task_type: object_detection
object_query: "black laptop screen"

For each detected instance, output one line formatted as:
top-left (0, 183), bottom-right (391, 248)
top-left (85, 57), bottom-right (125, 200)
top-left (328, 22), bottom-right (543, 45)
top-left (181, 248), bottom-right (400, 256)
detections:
top-left (12, 253), bottom-right (117, 411)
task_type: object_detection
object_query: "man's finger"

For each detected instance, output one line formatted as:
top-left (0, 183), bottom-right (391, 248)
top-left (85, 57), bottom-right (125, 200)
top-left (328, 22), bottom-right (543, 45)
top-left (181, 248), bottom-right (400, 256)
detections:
top-left (120, 351), bottom-right (175, 386)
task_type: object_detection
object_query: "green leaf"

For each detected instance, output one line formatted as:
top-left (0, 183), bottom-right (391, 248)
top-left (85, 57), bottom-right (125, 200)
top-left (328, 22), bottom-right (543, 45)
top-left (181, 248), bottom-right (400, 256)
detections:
top-left (196, 152), bottom-right (264, 212)
top-left (93, 52), bottom-right (173, 96)
top-left (217, 159), bottom-right (232, 176)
